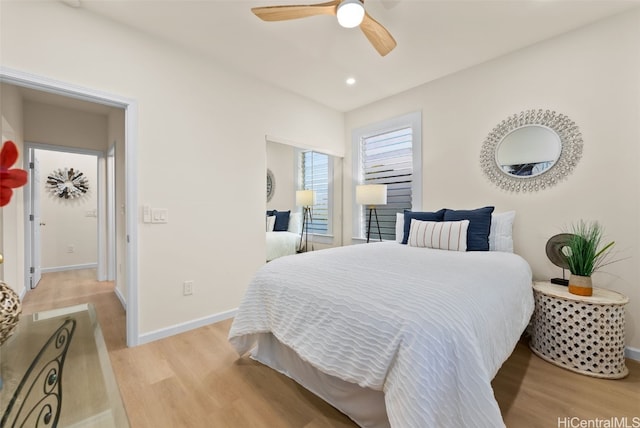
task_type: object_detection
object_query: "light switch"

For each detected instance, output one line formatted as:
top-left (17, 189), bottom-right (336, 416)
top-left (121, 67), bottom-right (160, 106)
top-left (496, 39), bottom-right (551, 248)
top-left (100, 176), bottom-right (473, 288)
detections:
top-left (143, 205), bottom-right (151, 223)
top-left (151, 208), bottom-right (168, 224)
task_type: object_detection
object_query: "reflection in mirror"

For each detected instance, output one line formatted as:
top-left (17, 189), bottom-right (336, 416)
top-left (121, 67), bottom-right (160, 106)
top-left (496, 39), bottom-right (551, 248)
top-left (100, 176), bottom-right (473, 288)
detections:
top-left (480, 109), bottom-right (583, 192)
top-left (265, 141), bottom-right (342, 261)
top-left (496, 125), bottom-right (561, 177)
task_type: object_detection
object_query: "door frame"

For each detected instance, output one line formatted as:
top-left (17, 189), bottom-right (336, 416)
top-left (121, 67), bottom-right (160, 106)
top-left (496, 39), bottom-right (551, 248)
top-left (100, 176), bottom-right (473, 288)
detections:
top-left (24, 144), bottom-right (104, 283)
top-left (107, 144), bottom-right (116, 281)
top-left (1, 66), bottom-right (140, 347)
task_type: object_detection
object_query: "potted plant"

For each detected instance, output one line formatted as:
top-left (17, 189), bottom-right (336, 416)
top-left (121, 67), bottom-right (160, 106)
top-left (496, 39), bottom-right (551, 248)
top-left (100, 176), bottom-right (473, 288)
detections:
top-left (565, 220), bottom-right (617, 296)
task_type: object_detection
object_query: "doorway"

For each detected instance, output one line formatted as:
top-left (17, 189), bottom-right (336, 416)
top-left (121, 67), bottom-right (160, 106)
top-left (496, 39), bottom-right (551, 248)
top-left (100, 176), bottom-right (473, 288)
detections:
top-left (0, 67), bottom-right (139, 347)
top-left (25, 146), bottom-right (102, 289)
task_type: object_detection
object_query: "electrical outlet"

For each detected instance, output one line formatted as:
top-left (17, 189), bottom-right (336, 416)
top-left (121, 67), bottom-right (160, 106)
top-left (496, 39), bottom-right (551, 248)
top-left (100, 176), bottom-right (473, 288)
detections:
top-left (183, 280), bottom-right (193, 296)
top-left (67, 245), bottom-right (74, 253)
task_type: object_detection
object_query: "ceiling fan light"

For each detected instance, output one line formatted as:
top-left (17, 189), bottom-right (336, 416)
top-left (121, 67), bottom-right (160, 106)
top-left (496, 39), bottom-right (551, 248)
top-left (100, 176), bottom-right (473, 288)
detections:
top-left (337, 0), bottom-right (365, 28)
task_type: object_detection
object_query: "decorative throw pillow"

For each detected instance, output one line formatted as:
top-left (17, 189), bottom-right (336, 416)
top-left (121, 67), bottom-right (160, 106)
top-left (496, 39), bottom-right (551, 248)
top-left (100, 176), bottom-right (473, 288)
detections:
top-left (395, 213), bottom-right (404, 243)
top-left (443, 206), bottom-right (494, 251)
top-left (266, 210), bottom-right (291, 232)
top-left (489, 211), bottom-right (516, 252)
top-left (288, 212), bottom-right (302, 234)
top-left (266, 215), bottom-right (276, 232)
top-left (407, 219), bottom-right (469, 251)
top-left (402, 209), bottom-right (446, 244)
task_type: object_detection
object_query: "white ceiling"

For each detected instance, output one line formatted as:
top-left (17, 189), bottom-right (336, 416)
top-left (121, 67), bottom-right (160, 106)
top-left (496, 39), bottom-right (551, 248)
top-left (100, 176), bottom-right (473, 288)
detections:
top-left (61, 0), bottom-right (640, 112)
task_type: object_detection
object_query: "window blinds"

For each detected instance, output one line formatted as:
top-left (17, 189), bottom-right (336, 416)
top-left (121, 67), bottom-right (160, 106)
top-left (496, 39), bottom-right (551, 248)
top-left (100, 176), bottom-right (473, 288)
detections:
top-left (301, 151), bottom-right (329, 235)
top-left (361, 127), bottom-right (413, 240)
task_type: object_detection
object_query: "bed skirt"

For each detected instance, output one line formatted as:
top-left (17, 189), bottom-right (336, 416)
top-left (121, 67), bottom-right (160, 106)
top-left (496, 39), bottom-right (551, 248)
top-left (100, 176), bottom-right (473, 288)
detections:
top-left (250, 333), bottom-right (390, 428)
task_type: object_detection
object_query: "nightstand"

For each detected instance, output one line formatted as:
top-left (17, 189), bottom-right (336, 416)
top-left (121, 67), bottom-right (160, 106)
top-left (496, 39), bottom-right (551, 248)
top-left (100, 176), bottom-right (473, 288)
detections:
top-left (529, 281), bottom-right (629, 379)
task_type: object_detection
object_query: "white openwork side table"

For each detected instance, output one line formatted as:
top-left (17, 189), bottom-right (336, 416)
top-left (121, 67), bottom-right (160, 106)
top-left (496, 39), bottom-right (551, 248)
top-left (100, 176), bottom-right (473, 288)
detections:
top-left (529, 281), bottom-right (629, 379)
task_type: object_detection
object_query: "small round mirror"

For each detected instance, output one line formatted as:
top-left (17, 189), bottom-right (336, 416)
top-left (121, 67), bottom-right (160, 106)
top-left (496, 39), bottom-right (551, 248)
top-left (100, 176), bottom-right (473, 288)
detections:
top-left (496, 125), bottom-right (561, 178)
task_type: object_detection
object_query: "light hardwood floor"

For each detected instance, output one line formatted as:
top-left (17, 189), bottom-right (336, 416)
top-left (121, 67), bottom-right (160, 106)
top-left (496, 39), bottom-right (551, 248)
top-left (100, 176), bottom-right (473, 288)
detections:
top-left (20, 270), bottom-right (640, 428)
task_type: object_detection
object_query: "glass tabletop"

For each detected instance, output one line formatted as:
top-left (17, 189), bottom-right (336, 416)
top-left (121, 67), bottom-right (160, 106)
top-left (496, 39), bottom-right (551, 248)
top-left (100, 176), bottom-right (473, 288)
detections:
top-left (0, 303), bottom-right (129, 427)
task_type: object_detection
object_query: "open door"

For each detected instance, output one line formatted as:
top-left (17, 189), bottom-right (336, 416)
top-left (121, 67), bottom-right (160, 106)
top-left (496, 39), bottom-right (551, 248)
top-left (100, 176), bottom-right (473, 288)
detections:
top-left (28, 147), bottom-right (42, 288)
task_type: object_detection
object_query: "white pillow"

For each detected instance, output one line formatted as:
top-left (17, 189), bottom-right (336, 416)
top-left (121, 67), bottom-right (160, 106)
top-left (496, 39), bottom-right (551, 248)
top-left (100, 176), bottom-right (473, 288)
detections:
top-left (266, 215), bottom-right (276, 232)
top-left (489, 211), bottom-right (515, 252)
top-left (407, 219), bottom-right (469, 251)
top-left (395, 212), bottom-right (404, 243)
top-left (287, 212), bottom-right (302, 234)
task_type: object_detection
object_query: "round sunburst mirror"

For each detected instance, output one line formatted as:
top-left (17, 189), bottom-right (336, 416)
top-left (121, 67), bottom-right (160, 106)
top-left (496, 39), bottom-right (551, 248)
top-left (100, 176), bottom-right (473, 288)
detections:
top-left (46, 167), bottom-right (89, 199)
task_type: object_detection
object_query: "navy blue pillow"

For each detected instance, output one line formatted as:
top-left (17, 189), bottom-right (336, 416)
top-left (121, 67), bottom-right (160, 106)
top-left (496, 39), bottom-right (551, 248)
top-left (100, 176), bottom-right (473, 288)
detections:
top-left (402, 209), bottom-right (446, 244)
top-left (266, 210), bottom-right (290, 232)
top-left (443, 206), bottom-right (494, 251)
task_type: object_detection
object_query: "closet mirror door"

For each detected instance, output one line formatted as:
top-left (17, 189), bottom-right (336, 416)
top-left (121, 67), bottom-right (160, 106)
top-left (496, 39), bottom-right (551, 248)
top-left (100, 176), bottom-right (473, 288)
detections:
top-left (265, 141), bottom-right (342, 260)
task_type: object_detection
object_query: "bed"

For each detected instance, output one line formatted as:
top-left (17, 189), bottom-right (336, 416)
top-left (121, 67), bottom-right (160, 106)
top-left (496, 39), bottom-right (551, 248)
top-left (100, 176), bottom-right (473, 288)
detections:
top-left (266, 231), bottom-right (299, 261)
top-left (229, 239), bottom-right (533, 427)
top-left (266, 212), bottom-right (302, 262)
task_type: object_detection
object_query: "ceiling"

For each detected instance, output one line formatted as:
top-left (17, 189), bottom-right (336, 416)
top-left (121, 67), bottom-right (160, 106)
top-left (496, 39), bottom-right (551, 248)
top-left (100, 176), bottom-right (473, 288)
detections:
top-left (57, 0), bottom-right (640, 112)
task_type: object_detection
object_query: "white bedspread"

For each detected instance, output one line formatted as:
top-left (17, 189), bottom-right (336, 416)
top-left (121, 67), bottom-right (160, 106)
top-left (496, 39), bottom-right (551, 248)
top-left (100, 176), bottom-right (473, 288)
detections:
top-left (266, 231), bottom-right (299, 261)
top-left (229, 242), bottom-right (534, 427)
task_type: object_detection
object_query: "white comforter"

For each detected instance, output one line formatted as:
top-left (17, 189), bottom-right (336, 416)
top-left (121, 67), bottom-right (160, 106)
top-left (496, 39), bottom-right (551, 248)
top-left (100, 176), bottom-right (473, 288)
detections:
top-left (266, 231), bottom-right (299, 261)
top-left (229, 242), bottom-right (534, 427)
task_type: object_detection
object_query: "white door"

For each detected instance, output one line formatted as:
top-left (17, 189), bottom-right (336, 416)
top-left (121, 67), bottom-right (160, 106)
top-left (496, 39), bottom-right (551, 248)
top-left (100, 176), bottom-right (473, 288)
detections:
top-left (29, 149), bottom-right (42, 288)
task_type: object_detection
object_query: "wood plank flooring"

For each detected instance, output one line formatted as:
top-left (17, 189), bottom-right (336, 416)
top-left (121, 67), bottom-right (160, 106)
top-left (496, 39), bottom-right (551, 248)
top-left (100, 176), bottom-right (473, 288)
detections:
top-left (20, 270), bottom-right (640, 427)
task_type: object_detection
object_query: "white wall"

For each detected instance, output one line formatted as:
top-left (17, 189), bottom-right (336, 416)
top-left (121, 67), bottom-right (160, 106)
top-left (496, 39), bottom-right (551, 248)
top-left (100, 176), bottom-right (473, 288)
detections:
top-left (36, 150), bottom-right (98, 270)
top-left (24, 101), bottom-right (109, 151)
top-left (344, 10), bottom-right (640, 350)
top-left (0, 83), bottom-right (25, 297)
top-left (266, 141), bottom-right (296, 212)
top-left (0, 1), bottom-right (344, 336)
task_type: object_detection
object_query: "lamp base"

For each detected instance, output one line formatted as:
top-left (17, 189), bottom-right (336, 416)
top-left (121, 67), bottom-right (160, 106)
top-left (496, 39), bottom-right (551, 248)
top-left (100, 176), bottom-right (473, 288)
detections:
top-left (366, 207), bottom-right (383, 243)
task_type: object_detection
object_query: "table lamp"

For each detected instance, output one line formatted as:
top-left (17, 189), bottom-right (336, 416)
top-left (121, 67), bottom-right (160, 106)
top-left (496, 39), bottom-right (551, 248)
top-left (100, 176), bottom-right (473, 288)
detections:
top-left (296, 189), bottom-right (316, 252)
top-left (356, 184), bottom-right (387, 243)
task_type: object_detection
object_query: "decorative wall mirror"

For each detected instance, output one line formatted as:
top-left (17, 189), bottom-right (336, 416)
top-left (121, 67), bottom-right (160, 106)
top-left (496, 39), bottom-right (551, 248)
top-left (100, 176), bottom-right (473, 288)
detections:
top-left (266, 169), bottom-right (275, 202)
top-left (480, 109), bottom-right (583, 192)
top-left (46, 167), bottom-right (89, 199)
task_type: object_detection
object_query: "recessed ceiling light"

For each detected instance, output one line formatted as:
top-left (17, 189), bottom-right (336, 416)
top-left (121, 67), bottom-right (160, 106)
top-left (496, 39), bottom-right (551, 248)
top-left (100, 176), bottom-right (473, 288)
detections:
top-left (346, 77), bottom-right (356, 86)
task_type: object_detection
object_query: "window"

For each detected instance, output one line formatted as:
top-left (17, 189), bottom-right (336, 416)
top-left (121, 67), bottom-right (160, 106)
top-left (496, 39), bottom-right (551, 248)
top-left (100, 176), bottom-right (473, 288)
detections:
top-left (352, 112), bottom-right (422, 241)
top-left (300, 150), bottom-right (331, 235)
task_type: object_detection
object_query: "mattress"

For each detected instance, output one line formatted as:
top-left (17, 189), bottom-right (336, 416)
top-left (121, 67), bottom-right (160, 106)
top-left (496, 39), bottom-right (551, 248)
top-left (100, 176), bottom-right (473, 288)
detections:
top-left (229, 241), bottom-right (534, 427)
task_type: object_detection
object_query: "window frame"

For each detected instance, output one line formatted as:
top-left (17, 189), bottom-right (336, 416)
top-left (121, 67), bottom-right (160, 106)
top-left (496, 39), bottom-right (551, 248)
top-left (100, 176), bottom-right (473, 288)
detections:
top-left (296, 148), bottom-right (334, 243)
top-left (351, 111), bottom-right (422, 242)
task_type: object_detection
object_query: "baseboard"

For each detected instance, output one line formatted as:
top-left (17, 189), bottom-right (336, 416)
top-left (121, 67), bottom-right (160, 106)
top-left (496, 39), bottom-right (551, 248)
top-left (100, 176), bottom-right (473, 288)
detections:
top-left (625, 346), bottom-right (640, 362)
top-left (41, 263), bottom-right (97, 273)
top-left (138, 308), bottom-right (237, 345)
top-left (114, 287), bottom-right (127, 310)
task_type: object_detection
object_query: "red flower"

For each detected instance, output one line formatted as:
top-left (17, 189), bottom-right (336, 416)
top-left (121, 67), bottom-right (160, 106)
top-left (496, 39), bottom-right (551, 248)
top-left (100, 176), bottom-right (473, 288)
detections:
top-left (0, 141), bottom-right (28, 207)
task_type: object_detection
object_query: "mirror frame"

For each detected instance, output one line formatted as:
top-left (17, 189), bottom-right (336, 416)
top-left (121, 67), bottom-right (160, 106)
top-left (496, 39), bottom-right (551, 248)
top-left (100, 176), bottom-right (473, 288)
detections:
top-left (480, 109), bottom-right (583, 192)
top-left (266, 168), bottom-right (275, 202)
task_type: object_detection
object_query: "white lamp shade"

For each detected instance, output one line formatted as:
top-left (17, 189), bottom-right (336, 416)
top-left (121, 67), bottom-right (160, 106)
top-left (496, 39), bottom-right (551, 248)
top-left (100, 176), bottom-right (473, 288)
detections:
top-left (296, 189), bottom-right (316, 206)
top-left (356, 184), bottom-right (387, 205)
top-left (336, 0), bottom-right (365, 28)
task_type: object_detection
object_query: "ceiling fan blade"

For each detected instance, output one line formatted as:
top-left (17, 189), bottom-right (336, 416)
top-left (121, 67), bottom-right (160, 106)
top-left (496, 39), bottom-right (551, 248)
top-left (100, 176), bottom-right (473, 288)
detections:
top-left (252, 0), bottom-right (340, 22)
top-left (360, 11), bottom-right (396, 56)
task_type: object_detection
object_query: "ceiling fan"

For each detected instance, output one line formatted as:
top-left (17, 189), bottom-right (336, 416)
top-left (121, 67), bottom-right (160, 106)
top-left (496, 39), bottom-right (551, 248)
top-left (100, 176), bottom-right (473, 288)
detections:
top-left (251, 0), bottom-right (397, 56)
